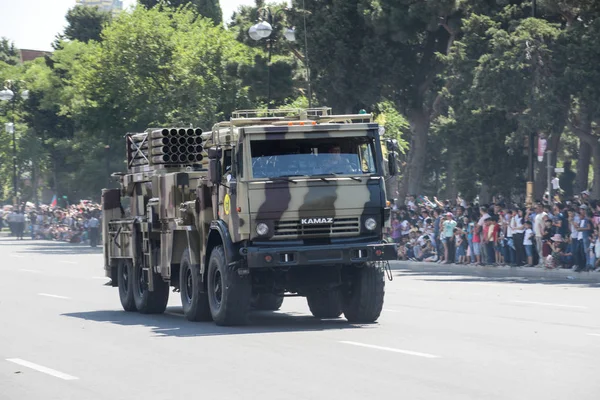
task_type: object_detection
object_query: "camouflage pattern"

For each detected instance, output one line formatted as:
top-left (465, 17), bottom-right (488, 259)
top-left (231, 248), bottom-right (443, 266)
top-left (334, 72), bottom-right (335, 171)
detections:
top-left (103, 108), bottom-right (393, 286)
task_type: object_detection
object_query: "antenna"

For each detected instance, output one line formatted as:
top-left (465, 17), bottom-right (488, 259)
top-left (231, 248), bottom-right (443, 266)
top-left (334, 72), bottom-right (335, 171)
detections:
top-left (302, 0), bottom-right (312, 108)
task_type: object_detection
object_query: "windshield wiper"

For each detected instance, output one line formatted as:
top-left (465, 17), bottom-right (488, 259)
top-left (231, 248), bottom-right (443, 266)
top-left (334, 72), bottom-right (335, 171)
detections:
top-left (312, 173), bottom-right (335, 182)
top-left (266, 177), bottom-right (298, 184)
top-left (313, 173), bottom-right (362, 182)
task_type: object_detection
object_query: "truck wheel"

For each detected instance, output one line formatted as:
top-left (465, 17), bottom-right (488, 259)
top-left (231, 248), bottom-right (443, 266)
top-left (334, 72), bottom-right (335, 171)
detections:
top-left (132, 255), bottom-right (169, 314)
top-left (306, 290), bottom-right (343, 318)
top-left (342, 264), bottom-right (385, 323)
top-left (118, 260), bottom-right (136, 312)
top-left (180, 248), bottom-right (211, 321)
top-left (207, 245), bottom-right (251, 326)
top-left (252, 293), bottom-right (284, 311)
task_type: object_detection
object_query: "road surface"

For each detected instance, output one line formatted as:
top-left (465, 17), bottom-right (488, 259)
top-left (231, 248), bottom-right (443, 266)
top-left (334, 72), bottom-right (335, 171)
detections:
top-left (0, 236), bottom-right (598, 400)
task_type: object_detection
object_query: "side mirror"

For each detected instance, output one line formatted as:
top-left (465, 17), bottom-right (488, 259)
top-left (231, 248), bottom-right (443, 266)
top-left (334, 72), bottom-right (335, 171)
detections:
top-left (208, 159), bottom-right (222, 185)
top-left (388, 152), bottom-right (398, 176)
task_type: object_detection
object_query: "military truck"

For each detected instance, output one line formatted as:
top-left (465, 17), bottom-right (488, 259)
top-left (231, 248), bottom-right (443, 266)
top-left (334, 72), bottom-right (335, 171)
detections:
top-left (101, 107), bottom-right (398, 326)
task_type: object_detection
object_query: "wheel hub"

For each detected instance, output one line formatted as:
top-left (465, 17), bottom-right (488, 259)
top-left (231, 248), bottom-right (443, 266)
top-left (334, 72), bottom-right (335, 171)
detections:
top-left (212, 269), bottom-right (223, 306)
top-left (185, 267), bottom-right (193, 303)
top-left (122, 264), bottom-right (129, 292)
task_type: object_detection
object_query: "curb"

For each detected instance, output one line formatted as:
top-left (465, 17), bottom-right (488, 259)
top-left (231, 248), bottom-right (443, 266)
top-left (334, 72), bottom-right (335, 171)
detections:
top-left (389, 261), bottom-right (600, 283)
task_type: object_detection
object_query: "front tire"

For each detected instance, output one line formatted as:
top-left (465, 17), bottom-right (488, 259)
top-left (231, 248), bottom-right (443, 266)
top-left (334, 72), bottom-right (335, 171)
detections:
top-left (132, 250), bottom-right (169, 314)
top-left (306, 290), bottom-right (343, 318)
top-left (207, 246), bottom-right (251, 326)
top-left (180, 248), bottom-right (211, 321)
top-left (343, 264), bottom-right (385, 323)
top-left (118, 260), bottom-right (136, 312)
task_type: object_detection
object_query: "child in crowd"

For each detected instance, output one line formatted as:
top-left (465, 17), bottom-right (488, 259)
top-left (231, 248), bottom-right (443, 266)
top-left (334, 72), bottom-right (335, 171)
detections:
top-left (523, 221), bottom-right (535, 267)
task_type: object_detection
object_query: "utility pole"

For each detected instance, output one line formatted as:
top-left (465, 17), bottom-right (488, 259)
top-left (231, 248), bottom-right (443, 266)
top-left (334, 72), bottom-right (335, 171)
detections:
top-left (526, 0), bottom-right (537, 206)
top-left (547, 150), bottom-right (552, 203)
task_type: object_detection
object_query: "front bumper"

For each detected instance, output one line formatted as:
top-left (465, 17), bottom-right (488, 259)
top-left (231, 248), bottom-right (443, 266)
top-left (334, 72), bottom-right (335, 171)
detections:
top-left (245, 241), bottom-right (397, 268)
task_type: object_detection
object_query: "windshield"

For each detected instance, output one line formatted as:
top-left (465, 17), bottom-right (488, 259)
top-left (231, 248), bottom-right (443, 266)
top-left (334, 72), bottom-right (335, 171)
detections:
top-left (250, 136), bottom-right (377, 179)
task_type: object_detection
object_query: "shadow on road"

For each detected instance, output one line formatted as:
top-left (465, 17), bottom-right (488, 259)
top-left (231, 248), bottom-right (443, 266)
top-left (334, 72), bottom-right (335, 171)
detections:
top-left (394, 270), bottom-right (600, 288)
top-left (0, 239), bottom-right (103, 255)
top-left (61, 306), bottom-right (370, 337)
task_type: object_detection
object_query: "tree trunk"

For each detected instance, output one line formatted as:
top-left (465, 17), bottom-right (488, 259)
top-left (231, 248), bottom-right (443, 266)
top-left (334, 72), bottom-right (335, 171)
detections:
top-left (479, 183), bottom-right (491, 205)
top-left (32, 159), bottom-right (38, 207)
top-left (534, 133), bottom-right (561, 201)
top-left (445, 157), bottom-right (457, 201)
top-left (53, 156), bottom-right (59, 204)
top-left (576, 140), bottom-right (591, 193)
top-left (592, 144), bottom-right (600, 199)
top-left (398, 107), bottom-right (429, 203)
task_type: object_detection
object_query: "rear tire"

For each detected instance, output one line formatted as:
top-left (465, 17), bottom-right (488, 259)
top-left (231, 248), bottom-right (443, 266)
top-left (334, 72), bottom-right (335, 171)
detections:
top-left (132, 250), bottom-right (169, 314)
top-left (118, 260), bottom-right (136, 312)
top-left (342, 264), bottom-right (385, 323)
top-left (180, 248), bottom-right (211, 321)
top-left (252, 293), bottom-right (284, 311)
top-left (306, 290), bottom-right (343, 318)
top-left (207, 246), bottom-right (251, 326)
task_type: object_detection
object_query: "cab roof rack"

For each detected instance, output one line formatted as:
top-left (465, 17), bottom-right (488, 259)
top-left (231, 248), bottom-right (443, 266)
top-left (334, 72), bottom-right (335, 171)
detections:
top-left (210, 108), bottom-right (373, 145)
top-left (214, 108), bottom-right (372, 130)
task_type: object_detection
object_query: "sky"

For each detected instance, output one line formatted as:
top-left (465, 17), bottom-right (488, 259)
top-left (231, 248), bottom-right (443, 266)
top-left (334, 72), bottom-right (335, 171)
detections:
top-left (0, 0), bottom-right (267, 51)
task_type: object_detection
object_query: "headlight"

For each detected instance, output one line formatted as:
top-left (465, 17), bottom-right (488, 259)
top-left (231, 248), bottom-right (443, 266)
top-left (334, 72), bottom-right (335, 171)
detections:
top-left (365, 218), bottom-right (377, 231)
top-left (256, 223), bottom-right (269, 236)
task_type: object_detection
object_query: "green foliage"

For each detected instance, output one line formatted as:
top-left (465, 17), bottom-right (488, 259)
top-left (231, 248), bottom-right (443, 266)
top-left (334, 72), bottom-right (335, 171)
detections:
top-left (229, 1), bottom-right (303, 107)
top-left (63, 5), bottom-right (113, 43)
top-left (0, 38), bottom-right (19, 66)
top-left (373, 101), bottom-right (409, 155)
top-left (139, 0), bottom-right (223, 24)
top-left (8, 0), bottom-right (600, 204)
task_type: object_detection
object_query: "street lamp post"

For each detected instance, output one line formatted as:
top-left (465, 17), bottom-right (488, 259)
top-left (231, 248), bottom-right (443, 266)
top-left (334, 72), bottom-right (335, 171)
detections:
top-left (248, 6), bottom-right (312, 108)
top-left (526, 0), bottom-right (537, 206)
top-left (0, 82), bottom-right (29, 207)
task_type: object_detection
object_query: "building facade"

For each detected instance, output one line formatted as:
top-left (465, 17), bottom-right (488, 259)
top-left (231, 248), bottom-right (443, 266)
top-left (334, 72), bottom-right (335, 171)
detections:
top-left (75, 0), bottom-right (124, 14)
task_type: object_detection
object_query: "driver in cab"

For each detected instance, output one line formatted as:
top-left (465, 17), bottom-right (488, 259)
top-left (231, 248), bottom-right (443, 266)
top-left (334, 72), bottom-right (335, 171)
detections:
top-left (322, 145), bottom-right (355, 174)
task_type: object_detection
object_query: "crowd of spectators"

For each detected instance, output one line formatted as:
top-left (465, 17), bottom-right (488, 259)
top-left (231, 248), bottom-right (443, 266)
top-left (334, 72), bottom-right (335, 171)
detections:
top-left (386, 192), bottom-right (600, 272)
top-left (0, 201), bottom-right (102, 246)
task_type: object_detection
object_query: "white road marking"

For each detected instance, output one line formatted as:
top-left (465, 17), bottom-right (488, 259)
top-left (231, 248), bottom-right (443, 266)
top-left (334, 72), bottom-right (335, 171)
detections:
top-left (511, 300), bottom-right (587, 309)
top-left (92, 277), bottom-right (109, 280)
top-left (383, 309), bottom-right (402, 313)
top-left (38, 293), bottom-right (70, 300)
top-left (587, 333), bottom-right (600, 337)
top-left (19, 269), bottom-right (41, 273)
top-left (6, 358), bottom-right (78, 380)
top-left (10, 254), bottom-right (24, 258)
top-left (339, 341), bottom-right (440, 359)
top-left (60, 261), bottom-right (78, 265)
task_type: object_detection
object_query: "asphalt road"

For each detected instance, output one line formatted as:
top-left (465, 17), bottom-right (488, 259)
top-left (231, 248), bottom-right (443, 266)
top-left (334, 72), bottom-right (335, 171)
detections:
top-left (0, 235), bottom-right (599, 400)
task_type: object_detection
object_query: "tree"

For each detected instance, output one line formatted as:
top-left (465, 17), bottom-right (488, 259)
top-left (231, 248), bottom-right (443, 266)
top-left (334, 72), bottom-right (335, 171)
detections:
top-left (63, 5), bottom-right (112, 43)
top-left (295, 0), bottom-right (466, 200)
top-left (139, 0), bottom-right (223, 24)
top-left (56, 6), bottom-right (253, 198)
top-left (0, 38), bottom-right (19, 65)
top-left (563, 17), bottom-right (600, 196)
top-left (289, 0), bottom-right (380, 113)
top-left (229, 1), bottom-right (303, 106)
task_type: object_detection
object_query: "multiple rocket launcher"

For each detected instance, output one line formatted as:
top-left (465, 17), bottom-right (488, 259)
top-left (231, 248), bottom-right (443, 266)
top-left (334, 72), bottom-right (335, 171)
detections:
top-left (127, 128), bottom-right (204, 169)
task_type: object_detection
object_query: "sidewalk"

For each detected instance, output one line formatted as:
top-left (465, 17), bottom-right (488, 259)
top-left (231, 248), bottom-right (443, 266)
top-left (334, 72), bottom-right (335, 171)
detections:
top-left (390, 260), bottom-right (600, 283)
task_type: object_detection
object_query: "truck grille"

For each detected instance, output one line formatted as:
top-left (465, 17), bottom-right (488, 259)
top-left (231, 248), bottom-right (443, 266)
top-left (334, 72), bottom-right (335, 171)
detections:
top-left (273, 217), bottom-right (360, 238)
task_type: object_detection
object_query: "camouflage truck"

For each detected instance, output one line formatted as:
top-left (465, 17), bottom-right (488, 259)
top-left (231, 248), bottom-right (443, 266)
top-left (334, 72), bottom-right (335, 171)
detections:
top-left (101, 108), bottom-right (398, 326)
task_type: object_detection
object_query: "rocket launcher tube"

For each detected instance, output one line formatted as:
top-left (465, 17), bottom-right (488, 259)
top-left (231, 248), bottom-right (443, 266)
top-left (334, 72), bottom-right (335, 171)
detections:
top-left (151, 137), bottom-right (170, 146)
top-left (152, 154), bottom-right (171, 163)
